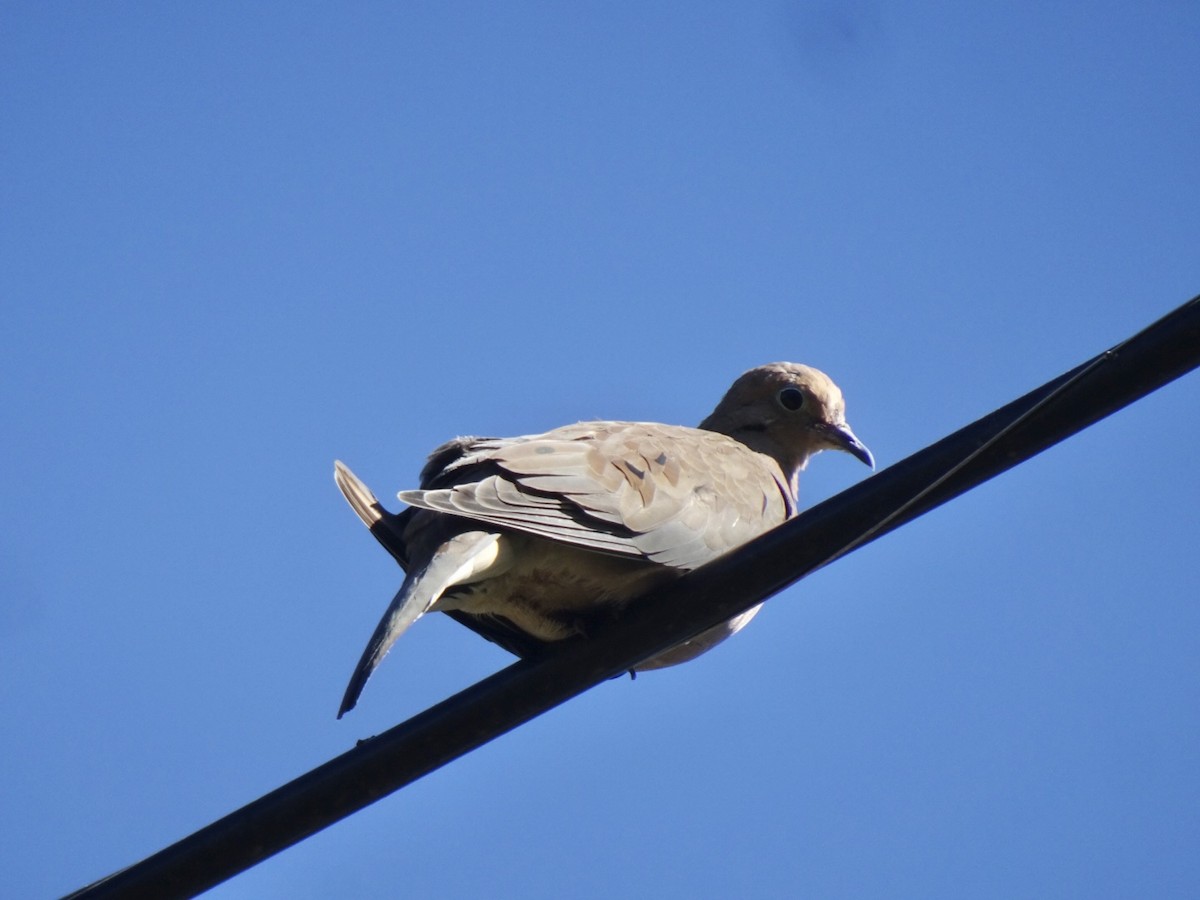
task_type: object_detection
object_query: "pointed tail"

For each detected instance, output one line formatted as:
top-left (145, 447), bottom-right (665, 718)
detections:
top-left (334, 460), bottom-right (384, 528)
top-left (334, 459), bottom-right (412, 569)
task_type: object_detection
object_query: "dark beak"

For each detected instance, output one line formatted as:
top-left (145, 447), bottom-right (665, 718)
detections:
top-left (821, 422), bottom-right (875, 469)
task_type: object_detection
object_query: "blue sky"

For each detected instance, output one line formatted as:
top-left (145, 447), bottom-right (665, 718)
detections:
top-left (3, 3), bottom-right (1199, 897)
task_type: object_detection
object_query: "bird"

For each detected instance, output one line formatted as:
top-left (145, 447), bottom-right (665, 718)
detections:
top-left (333, 362), bottom-right (873, 717)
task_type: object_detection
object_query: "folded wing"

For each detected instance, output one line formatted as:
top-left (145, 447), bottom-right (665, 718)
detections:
top-left (399, 421), bottom-right (795, 571)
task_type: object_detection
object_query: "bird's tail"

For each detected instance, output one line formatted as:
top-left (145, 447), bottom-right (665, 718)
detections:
top-left (334, 460), bottom-right (413, 569)
top-left (334, 460), bottom-right (384, 529)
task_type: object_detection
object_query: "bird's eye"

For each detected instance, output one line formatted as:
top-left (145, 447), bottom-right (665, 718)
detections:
top-left (778, 387), bottom-right (805, 411)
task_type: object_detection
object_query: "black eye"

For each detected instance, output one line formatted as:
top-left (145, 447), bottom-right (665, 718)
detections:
top-left (778, 387), bottom-right (805, 411)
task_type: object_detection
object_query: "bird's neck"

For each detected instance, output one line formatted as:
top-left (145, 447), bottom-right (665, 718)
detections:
top-left (700, 417), bottom-right (809, 503)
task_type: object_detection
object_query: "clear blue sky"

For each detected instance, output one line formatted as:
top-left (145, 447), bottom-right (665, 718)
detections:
top-left (3, 4), bottom-right (1199, 898)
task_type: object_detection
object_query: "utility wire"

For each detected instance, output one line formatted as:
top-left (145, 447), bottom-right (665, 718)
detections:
top-left (68, 294), bottom-right (1200, 900)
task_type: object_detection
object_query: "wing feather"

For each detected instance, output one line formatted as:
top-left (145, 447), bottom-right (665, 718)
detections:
top-left (398, 421), bottom-right (793, 570)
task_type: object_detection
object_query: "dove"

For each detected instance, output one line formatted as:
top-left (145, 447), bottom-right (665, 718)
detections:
top-left (334, 363), bottom-right (872, 717)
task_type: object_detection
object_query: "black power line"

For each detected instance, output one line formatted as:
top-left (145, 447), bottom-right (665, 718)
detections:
top-left (68, 294), bottom-right (1200, 899)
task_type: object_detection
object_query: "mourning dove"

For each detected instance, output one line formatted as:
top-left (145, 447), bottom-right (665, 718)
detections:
top-left (334, 363), bottom-right (873, 717)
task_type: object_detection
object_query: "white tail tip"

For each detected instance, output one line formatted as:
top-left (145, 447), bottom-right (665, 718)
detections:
top-left (334, 460), bottom-right (384, 528)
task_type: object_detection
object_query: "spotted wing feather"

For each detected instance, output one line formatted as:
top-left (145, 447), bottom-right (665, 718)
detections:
top-left (398, 421), bottom-right (794, 570)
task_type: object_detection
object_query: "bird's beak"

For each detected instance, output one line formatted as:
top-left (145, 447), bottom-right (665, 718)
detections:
top-left (819, 422), bottom-right (875, 469)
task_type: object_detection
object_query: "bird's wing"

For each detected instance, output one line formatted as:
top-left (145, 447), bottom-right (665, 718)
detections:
top-left (338, 530), bottom-right (508, 717)
top-left (398, 421), bottom-right (794, 570)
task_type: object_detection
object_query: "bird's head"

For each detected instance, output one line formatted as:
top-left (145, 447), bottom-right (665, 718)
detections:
top-left (700, 362), bottom-right (874, 484)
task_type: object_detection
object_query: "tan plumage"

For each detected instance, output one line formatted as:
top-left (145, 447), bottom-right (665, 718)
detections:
top-left (335, 363), bottom-right (872, 717)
